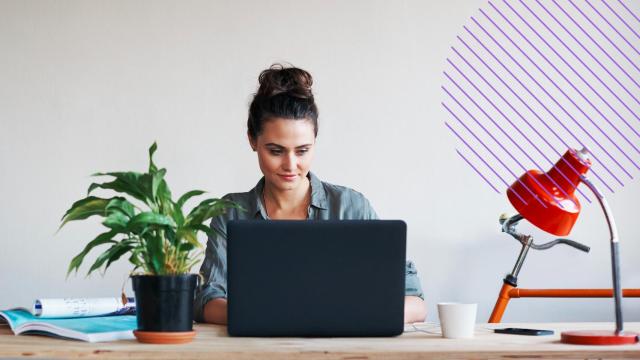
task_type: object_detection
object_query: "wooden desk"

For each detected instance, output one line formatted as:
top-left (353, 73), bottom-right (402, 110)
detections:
top-left (1, 322), bottom-right (639, 359)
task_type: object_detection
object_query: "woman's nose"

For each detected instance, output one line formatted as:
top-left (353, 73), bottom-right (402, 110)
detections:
top-left (282, 152), bottom-right (297, 171)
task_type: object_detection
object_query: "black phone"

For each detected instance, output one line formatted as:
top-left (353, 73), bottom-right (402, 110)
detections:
top-left (494, 327), bottom-right (554, 336)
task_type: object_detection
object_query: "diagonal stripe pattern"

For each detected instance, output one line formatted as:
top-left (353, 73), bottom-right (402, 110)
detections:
top-left (444, 0), bottom-right (640, 200)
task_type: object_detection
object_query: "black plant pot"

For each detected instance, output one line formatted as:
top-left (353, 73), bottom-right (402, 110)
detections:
top-left (131, 274), bottom-right (197, 344)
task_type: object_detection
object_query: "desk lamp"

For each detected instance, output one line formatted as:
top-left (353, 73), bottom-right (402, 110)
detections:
top-left (507, 148), bottom-right (638, 345)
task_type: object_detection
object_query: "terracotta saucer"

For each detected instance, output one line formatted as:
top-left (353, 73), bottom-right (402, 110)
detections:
top-left (133, 330), bottom-right (196, 344)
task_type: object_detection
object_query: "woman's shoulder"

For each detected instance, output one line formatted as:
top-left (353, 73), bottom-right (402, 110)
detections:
top-left (317, 178), bottom-right (377, 219)
top-left (207, 190), bottom-right (255, 230)
top-left (220, 190), bottom-right (253, 204)
top-left (320, 180), bottom-right (366, 201)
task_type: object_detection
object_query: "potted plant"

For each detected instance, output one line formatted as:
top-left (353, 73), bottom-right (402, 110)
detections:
top-left (59, 142), bottom-right (241, 344)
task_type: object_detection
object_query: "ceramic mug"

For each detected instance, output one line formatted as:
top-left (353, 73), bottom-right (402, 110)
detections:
top-left (437, 302), bottom-right (477, 339)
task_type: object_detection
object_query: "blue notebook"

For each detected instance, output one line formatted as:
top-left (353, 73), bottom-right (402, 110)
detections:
top-left (0, 309), bottom-right (136, 342)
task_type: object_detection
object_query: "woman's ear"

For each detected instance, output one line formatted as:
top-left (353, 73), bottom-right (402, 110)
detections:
top-left (248, 133), bottom-right (257, 152)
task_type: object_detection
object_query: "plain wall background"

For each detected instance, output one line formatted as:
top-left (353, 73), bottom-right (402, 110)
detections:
top-left (1, 0), bottom-right (638, 323)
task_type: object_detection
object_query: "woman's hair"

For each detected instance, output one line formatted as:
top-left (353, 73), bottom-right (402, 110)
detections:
top-left (247, 63), bottom-right (319, 140)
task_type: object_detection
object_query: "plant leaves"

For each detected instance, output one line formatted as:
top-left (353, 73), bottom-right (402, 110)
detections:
top-left (172, 202), bottom-right (185, 227)
top-left (151, 168), bottom-right (166, 201)
top-left (87, 240), bottom-right (134, 275)
top-left (102, 211), bottom-right (130, 231)
top-left (182, 254), bottom-right (203, 274)
top-left (67, 230), bottom-right (118, 276)
top-left (87, 172), bottom-right (153, 205)
top-left (59, 196), bottom-right (112, 230)
top-left (189, 223), bottom-right (215, 238)
top-left (176, 228), bottom-right (200, 248)
top-left (105, 197), bottom-right (135, 218)
top-left (176, 190), bottom-right (206, 211)
top-left (165, 228), bottom-right (177, 246)
top-left (63, 142), bottom-right (228, 276)
top-left (105, 241), bottom-right (136, 271)
top-left (127, 212), bottom-right (176, 234)
top-left (155, 178), bottom-right (173, 214)
top-left (177, 243), bottom-right (195, 252)
top-left (185, 198), bottom-right (244, 227)
top-left (128, 250), bottom-right (144, 270)
top-left (145, 233), bottom-right (165, 275)
top-left (149, 142), bottom-right (158, 174)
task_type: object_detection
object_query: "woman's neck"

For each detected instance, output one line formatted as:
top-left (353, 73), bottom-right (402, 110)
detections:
top-left (262, 176), bottom-right (311, 217)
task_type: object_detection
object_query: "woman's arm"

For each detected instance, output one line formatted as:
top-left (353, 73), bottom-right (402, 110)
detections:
top-left (404, 296), bottom-right (427, 324)
top-left (203, 298), bottom-right (228, 325)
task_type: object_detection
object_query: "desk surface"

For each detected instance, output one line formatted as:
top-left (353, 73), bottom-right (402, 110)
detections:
top-left (1, 322), bottom-right (639, 359)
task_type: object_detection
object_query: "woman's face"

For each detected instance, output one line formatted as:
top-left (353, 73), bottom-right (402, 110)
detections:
top-left (249, 117), bottom-right (316, 192)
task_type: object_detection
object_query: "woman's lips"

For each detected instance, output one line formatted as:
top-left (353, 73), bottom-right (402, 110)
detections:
top-left (278, 174), bottom-right (297, 181)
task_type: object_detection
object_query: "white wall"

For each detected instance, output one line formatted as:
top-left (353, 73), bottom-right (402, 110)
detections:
top-left (1, 0), bottom-right (638, 323)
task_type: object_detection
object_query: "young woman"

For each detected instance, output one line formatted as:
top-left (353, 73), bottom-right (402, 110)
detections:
top-left (194, 64), bottom-right (427, 324)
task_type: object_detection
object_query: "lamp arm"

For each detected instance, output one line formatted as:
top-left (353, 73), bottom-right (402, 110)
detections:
top-left (580, 176), bottom-right (624, 334)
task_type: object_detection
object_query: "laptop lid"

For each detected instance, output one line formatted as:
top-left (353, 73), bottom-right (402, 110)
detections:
top-left (227, 220), bottom-right (406, 337)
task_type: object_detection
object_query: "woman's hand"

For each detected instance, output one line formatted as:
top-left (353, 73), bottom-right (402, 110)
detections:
top-left (203, 297), bottom-right (228, 324)
top-left (404, 296), bottom-right (427, 324)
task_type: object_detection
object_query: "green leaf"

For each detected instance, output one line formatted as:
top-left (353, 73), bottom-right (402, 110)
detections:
top-left (105, 197), bottom-right (135, 218)
top-left (177, 243), bottom-right (195, 252)
top-left (145, 233), bottom-right (165, 274)
top-left (105, 241), bottom-right (135, 271)
top-left (182, 255), bottom-right (203, 273)
top-left (127, 212), bottom-right (176, 234)
top-left (173, 202), bottom-right (185, 227)
top-left (87, 240), bottom-right (134, 275)
top-left (128, 250), bottom-right (144, 269)
top-left (172, 190), bottom-right (204, 228)
top-left (176, 190), bottom-right (206, 211)
top-left (185, 198), bottom-right (244, 227)
top-left (190, 223), bottom-right (214, 238)
top-left (149, 142), bottom-right (158, 174)
top-left (87, 172), bottom-right (153, 205)
top-left (59, 196), bottom-right (112, 230)
top-left (165, 228), bottom-right (177, 246)
top-left (176, 228), bottom-right (200, 248)
top-left (155, 178), bottom-right (173, 214)
top-left (66, 230), bottom-right (118, 276)
top-left (151, 168), bottom-right (166, 201)
top-left (102, 211), bottom-right (129, 231)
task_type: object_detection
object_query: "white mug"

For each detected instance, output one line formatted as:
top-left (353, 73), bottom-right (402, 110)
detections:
top-left (437, 302), bottom-right (477, 339)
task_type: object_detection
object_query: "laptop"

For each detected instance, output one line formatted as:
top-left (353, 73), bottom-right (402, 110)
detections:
top-left (226, 220), bottom-right (407, 337)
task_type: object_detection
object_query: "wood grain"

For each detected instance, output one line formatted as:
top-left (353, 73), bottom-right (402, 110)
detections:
top-left (0, 322), bottom-right (638, 359)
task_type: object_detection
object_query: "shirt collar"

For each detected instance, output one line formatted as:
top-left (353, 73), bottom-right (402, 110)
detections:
top-left (249, 171), bottom-right (328, 219)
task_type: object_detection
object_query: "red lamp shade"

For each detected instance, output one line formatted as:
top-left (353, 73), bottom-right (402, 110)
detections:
top-left (506, 149), bottom-right (591, 236)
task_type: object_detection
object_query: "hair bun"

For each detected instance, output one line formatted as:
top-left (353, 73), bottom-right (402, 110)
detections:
top-left (257, 63), bottom-right (314, 100)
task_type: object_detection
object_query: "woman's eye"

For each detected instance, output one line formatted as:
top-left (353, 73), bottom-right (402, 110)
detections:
top-left (268, 148), bottom-right (308, 156)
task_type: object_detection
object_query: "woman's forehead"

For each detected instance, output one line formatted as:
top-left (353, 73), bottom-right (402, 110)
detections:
top-left (259, 118), bottom-right (315, 145)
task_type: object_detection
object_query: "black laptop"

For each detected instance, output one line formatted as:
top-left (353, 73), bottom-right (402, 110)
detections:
top-left (226, 220), bottom-right (407, 337)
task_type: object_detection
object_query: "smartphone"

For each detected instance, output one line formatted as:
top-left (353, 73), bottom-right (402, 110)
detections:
top-left (494, 327), bottom-right (554, 336)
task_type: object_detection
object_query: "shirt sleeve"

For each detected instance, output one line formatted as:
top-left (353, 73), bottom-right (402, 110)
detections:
top-left (404, 260), bottom-right (424, 299)
top-left (363, 196), bottom-right (424, 300)
top-left (193, 215), bottom-right (228, 323)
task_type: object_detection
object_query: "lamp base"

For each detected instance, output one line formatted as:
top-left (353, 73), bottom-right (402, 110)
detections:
top-left (561, 330), bottom-right (639, 345)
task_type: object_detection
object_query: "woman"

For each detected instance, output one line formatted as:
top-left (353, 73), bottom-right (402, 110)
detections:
top-left (194, 64), bottom-right (427, 324)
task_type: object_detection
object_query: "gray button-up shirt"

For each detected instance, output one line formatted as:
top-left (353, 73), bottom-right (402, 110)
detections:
top-left (194, 171), bottom-right (424, 323)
